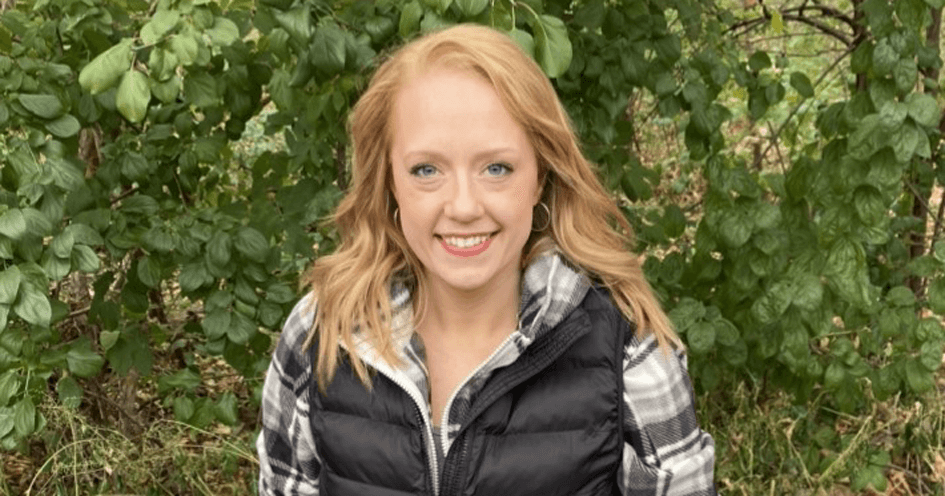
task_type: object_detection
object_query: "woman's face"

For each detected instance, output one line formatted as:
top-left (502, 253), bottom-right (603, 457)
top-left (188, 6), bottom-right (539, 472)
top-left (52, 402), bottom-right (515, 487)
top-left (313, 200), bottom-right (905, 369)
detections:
top-left (389, 66), bottom-right (541, 295)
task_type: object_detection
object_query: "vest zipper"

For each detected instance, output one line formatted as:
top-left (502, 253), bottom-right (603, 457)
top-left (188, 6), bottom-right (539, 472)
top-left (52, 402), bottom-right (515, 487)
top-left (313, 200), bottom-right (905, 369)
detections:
top-left (435, 331), bottom-right (518, 495)
top-left (377, 368), bottom-right (440, 495)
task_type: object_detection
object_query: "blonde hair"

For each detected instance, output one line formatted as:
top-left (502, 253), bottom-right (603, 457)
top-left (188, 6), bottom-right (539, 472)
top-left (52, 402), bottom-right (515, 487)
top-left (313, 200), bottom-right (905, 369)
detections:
top-left (303, 24), bottom-right (680, 390)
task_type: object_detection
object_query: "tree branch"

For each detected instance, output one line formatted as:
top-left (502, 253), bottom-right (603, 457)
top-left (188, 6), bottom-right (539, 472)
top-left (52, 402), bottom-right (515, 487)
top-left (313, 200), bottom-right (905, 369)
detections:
top-left (782, 13), bottom-right (851, 46)
top-left (754, 44), bottom-right (855, 168)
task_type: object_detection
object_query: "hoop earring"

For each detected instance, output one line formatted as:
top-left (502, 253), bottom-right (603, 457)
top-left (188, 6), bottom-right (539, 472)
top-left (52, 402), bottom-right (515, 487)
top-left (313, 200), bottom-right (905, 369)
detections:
top-left (532, 202), bottom-right (551, 232)
top-left (393, 207), bottom-right (400, 226)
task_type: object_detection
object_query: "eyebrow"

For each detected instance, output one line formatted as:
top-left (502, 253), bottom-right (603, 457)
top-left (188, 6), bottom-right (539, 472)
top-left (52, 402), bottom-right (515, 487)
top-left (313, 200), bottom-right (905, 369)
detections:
top-left (400, 147), bottom-right (521, 164)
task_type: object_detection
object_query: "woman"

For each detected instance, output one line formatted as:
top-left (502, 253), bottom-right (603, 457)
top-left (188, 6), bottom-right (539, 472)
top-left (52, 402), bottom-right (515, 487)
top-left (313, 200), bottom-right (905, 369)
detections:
top-left (257, 24), bottom-right (715, 495)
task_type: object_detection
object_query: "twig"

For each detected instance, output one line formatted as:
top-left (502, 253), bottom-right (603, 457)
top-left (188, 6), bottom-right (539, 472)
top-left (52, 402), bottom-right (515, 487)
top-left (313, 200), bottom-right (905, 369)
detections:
top-left (818, 403), bottom-right (876, 484)
top-left (904, 181), bottom-right (934, 220)
top-left (931, 187), bottom-right (945, 242)
top-left (109, 186), bottom-right (140, 206)
top-left (766, 119), bottom-right (788, 174)
top-left (754, 44), bottom-right (855, 168)
top-left (782, 13), bottom-right (851, 45)
top-left (67, 306), bottom-right (91, 319)
top-left (782, 5), bottom-right (857, 30)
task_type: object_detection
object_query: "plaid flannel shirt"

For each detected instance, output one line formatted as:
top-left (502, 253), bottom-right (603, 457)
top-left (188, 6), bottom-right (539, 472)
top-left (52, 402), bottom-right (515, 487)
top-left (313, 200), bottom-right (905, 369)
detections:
top-left (257, 253), bottom-right (716, 495)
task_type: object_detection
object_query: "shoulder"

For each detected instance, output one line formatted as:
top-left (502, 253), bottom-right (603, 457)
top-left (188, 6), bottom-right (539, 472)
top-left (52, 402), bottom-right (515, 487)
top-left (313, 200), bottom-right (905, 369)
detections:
top-left (268, 293), bottom-right (317, 386)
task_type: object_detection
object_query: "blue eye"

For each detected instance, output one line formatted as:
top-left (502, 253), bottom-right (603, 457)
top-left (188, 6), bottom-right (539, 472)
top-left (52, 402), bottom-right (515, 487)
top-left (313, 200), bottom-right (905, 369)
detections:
top-left (485, 163), bottom-right (512, 176)
top-left (410, 164), bottom-right (437, 177)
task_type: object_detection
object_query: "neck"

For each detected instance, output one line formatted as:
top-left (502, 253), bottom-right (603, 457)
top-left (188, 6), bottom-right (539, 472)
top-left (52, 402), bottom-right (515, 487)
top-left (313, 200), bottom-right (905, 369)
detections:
top-left (417, 272), bottom-right (521, 344)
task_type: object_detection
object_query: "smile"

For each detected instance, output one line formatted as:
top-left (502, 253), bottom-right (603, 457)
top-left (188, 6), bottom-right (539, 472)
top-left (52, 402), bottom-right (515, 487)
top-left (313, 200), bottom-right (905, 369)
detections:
top-left (438, 233), bottom-right (495, 257)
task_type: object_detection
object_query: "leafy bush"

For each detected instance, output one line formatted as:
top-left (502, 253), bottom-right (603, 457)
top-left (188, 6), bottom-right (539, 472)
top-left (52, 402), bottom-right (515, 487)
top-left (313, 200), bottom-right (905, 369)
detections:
top-left (0, 0), bottom-right (942, 491)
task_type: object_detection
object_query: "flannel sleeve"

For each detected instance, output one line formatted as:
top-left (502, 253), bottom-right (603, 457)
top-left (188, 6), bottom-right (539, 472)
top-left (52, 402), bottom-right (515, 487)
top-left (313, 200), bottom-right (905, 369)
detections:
top-left (618, 333), bottom-right (717, 496)
top-left (257, 295), bottom-right (322, 496)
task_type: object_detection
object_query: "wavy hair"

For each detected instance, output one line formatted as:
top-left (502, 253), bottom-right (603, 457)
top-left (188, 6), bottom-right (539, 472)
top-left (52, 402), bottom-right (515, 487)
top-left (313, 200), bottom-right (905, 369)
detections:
top-left (303, 24), bottom-right (680, 390)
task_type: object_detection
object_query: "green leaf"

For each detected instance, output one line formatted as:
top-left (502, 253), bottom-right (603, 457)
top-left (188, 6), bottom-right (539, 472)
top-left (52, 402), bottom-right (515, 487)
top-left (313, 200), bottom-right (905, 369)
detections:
top-left (662, 205), bottom-right (687, 238)
top-left (105, 327), bottom-right (153, 376)
top-left (22, 208), bottom-right (53, 237)
top-left (206, 17), bottom-right (240, 46)
top-left (905, 93), bottom-right (939, 127)
top-left (0, 266), bottom-right (22, 305)
top-left (853, 185), bottom-right (886, 225)
top-left (79, 39), bottom-right (134, 95)
top-left (748, 51), bottom-right (771, 72)
top-left (66, 339), bottom-right (104, 378)
top-left (121, 151), bottom-right (150, 181)
top-left (718, 208), bottom-right (753, 247)
top-left (0, 304), bottom-right (10, 332)
top-left (207, 231), bottom-right (232, 267)
top-left (228, 312), bottom-right (256, 344)
top-left (14, 282), bottom-right (51, 327)
top-left (13, 397), bottom-right (35, 437)
top-left (508, 28), bottom-right (535, 57)
top-left (531, 15), bottom-right (572, 79)
top-left (872, 40), bottom-right (897, 76)
top-left (456, 0), bottom-right (488, 17)
top-left (137, 256), bottom-right (162, 288)
top-left (64, 224), bottom-right (104, 246)
top-left (573, 0), bottom-right (605, 30)
top-left (894, 58), bottom-right (918, 93)
top-left (121, 195), bottom-right (159, 216)
top-left (399, 1), bottom-right (424, 38)
top-left (687, 321), bottom-right (716, 354)
top-left (56, 376), bottom-right (82, 409)
top-left (274, 6), bottom-right (312, 42)
top-left (159, 369), bottom-right (201, 393)
top-left (266, 283), bottom-right (295, 304)
top-left (178, 262), bottom-right (210, 292)
top-left (18, 93), bottom-right (63, 119)
top-left (423, 0), bottom-right (452, 14)
top-left (919, 341), bottom-right (941, 371)
top-left (42, 252), bottom-right (71, 281)
top-left (173, 396), bottom-right (195, 421)
top-left (183, 71), bottom-right (219, 108)
top-left (72, 245), bottom-right (100, 273)
top-left (714, 319), bottom-right (740, 346)
top-left (214, 392), bottom-right (239, 425)
top-left (928, 278), bottom-right (945, 314)
top-left (0, 209), bottom-right (27, 240)
top-left (116, 70), bottom-right (150, 123)
top-left (141, 9), bottom-right (181, 45)
top-left (0, 371), bottom-right (18, 406)
top-left (668, 297), bottom-right (705, 333)
top-left (310, 25), bottom-right (346, 74)
top-left (825, 237), bottom-right (872, 308)
top-left (151, 75), bottom-right (181, 103)
top-left (169, 32), bottom-right (200, 66)
top-left (258, 301), bottom-right (283, 328)
top-left (100, 330), bottom-right (120, 351)
top-left (45, 114), bottom-right (81, 138)
top-left (202, 310), bottom-right (231, 340)
top-left (0, 408), bottom-right (13, 439)
top-left (489, 0), bottom-right (513, 31)
top-left (886, 286), bottom-right (916, 307)
top-left (234, 227), bottom-right (269, 263)
top-left (789, 71), bottom-right (814, 98)
top-left (792, 274), bottom-right (823, 310)
top-left (905, 360), bottom-right (934, 393)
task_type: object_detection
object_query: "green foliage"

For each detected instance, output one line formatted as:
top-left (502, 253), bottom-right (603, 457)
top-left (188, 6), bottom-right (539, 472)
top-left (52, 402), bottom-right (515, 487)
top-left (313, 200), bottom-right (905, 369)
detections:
top-left (1, 0), bottom-right (943, 490)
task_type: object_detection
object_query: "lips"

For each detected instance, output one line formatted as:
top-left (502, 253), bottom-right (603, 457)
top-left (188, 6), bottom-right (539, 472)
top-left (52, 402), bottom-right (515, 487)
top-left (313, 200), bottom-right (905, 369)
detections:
top-left (438, 232), bottom-right (495, 257)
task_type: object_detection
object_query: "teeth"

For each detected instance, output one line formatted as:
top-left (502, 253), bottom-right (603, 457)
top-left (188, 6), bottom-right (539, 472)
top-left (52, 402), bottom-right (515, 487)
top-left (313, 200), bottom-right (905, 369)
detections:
top-left (444, 235), bottom-right (488, 248)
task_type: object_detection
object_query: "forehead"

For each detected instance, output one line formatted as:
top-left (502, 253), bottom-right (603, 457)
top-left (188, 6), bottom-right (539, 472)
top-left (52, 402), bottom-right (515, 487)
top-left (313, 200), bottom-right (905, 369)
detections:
top-left (389, 66), bottom-right (529, 149)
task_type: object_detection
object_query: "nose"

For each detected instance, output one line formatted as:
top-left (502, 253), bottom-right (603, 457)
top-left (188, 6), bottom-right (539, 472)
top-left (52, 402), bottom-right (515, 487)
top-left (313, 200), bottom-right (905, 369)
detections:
top-left (444, 175), bottom-right (484, 222)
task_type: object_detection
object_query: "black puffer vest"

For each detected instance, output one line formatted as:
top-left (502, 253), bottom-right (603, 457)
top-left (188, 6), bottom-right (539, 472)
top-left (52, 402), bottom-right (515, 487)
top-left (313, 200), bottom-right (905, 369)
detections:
top-left (309, 288), bottom-right (629, 496)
